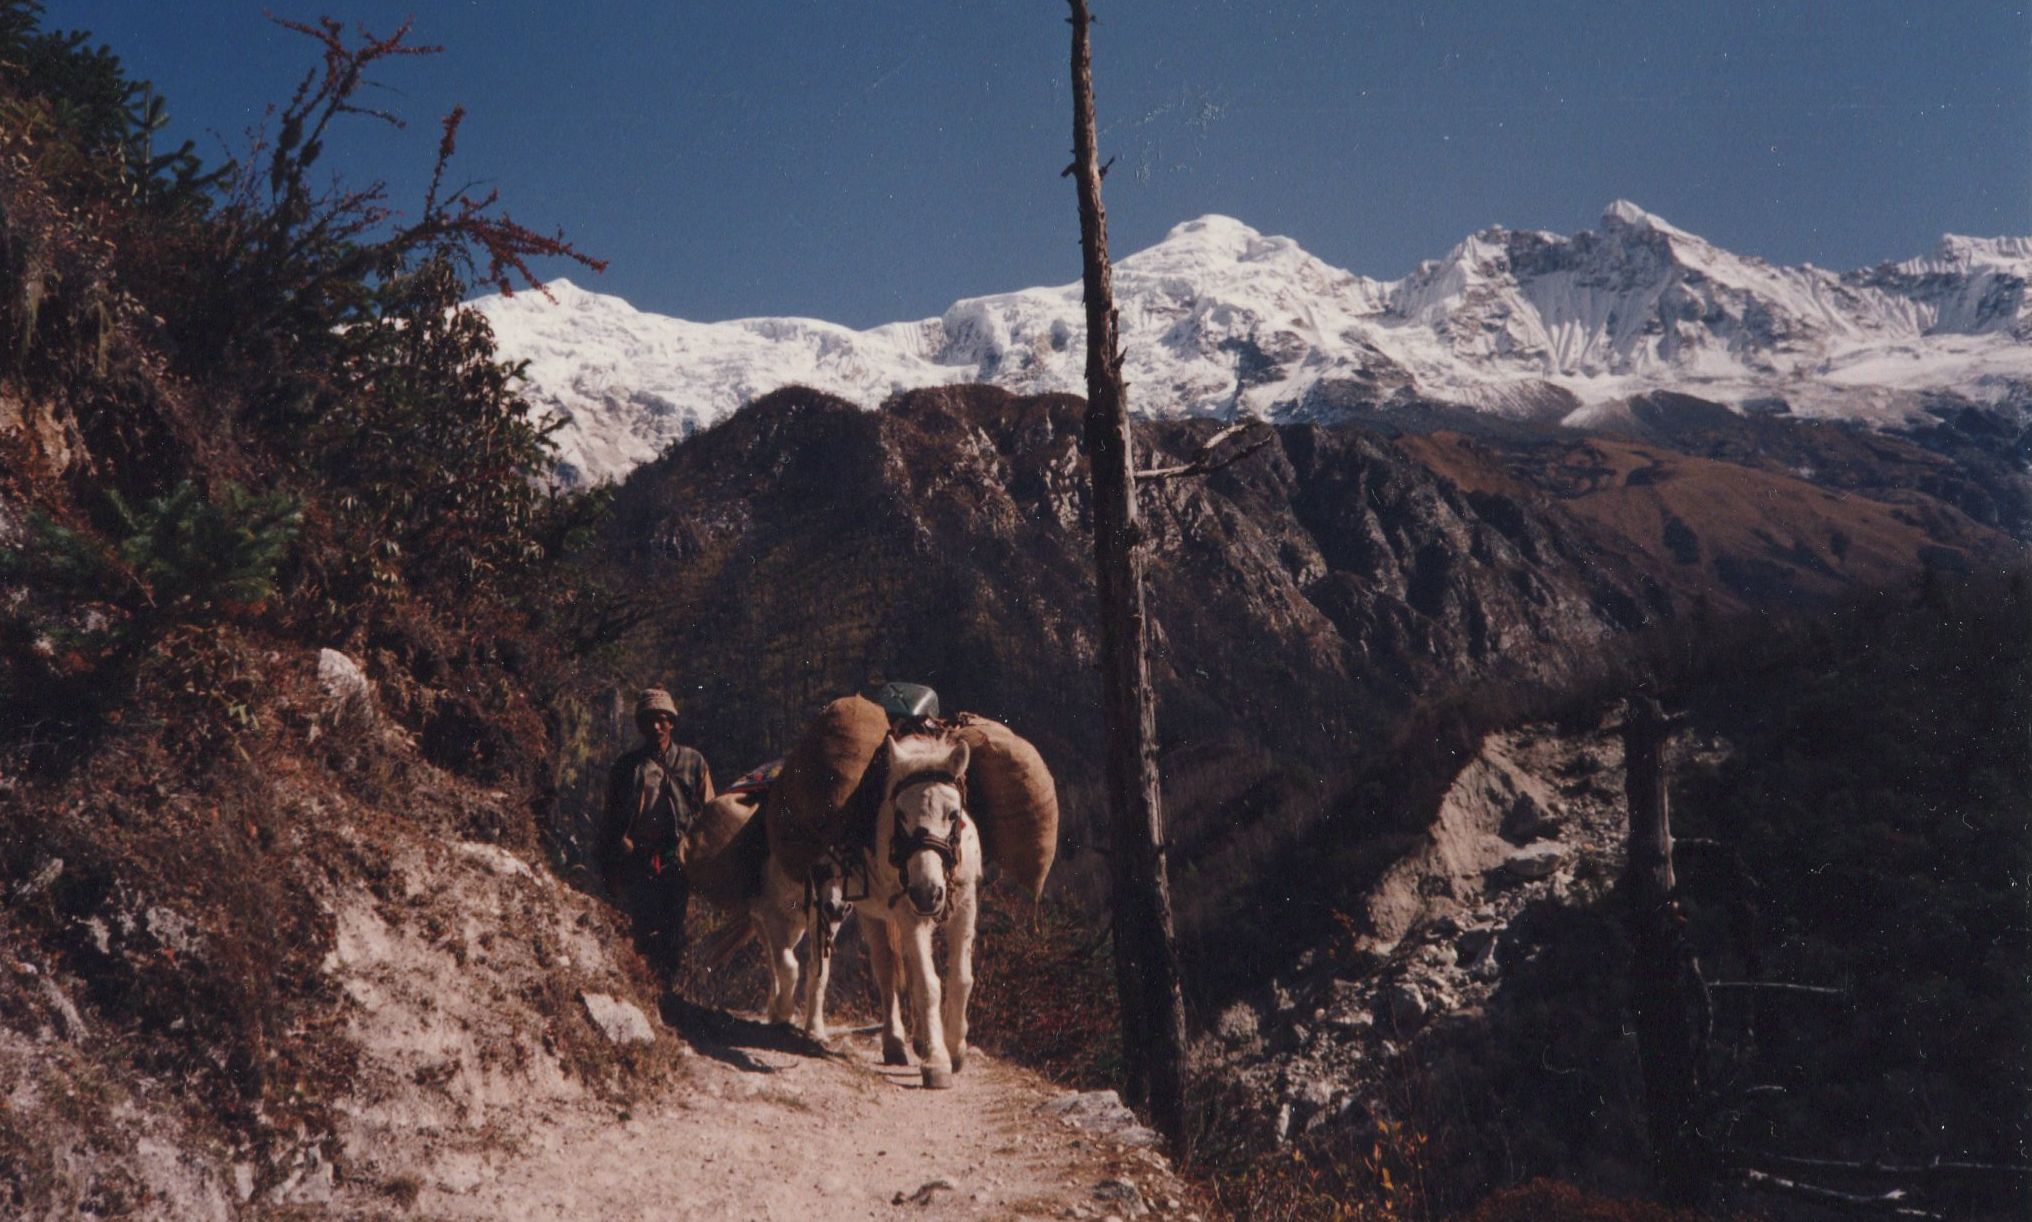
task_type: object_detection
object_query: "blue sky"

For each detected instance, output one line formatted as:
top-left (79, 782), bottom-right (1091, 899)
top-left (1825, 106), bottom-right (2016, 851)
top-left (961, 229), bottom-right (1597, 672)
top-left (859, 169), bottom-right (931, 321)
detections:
top-left (46, 1), bottom-right (2032, 327)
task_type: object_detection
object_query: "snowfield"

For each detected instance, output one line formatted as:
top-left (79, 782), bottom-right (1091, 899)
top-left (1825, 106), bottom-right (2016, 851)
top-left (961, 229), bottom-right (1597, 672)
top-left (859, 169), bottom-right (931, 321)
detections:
top-left (475, 203), bottom-right (2032, 485)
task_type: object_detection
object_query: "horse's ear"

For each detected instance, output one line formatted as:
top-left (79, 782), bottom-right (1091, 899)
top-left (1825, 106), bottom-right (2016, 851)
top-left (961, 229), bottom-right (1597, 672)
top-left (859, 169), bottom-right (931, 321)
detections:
top-left (947, 739), bottom-right (970, 779)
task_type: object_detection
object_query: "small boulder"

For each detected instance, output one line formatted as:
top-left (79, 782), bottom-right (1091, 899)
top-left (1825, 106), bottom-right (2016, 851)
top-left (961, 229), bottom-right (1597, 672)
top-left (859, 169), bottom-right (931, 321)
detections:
top-left (1500, 842), bottom-right (1567, 881)
top-left (1456, 925), bottom-right (1499, 965)
top-left (1324, 1005), bottom-right (1374, 1034)
top-left (1501, 791), bottom-right (1561, 842)
top-left (1214, 1001), bottom-right (1260, 1047)
top-left (1342, 937), bottom-right (1392, 976)
top-left (1324, 979), bottom-right (1376, 1032)
top-left (1288, 1076), bottom-right (1336, 1111)
top-left (1092, 1179), bottom-right (1148, 1216)
top-left (316, 648), bottom-right (374, 721)
top-left (1039, 1090), bottom-right (1161, 1148)
top-left (579, 992), bottom-right (655, 1045)
top-left (1387, 982), bottom-right (1429, 1033)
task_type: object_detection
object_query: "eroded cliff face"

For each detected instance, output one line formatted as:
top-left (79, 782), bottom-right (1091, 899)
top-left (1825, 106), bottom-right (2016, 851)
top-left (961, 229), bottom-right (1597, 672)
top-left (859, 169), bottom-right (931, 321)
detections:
top-left (1197, 722), bottom-right (1651, 1201)
top-left (587, 382), bottom-right (2009, 933)
top-left (1196, 569), bottom-right (2031, 1218)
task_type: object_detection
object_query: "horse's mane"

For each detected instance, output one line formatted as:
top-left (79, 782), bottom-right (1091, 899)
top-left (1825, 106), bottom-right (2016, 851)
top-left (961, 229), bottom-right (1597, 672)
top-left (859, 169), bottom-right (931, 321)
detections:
top-left (885, 732), bottom-right (965, 792)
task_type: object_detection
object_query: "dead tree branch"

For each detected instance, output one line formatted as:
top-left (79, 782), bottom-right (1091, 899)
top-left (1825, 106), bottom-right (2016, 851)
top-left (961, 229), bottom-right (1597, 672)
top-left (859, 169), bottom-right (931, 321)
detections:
top-left (1135, 421), bottom-right (1274, 482)
top-left (1708, 981), bottom-right (1846, 998)
top-left (1065, 0), bottom-right (1189, 1150)
top-left (1743, 1152), bottom-right (2032, 1183)
top-left (1740, 1169), bottom-right (1943, 1218)
top-left (1621, 695), bottom-right (1714, 1205)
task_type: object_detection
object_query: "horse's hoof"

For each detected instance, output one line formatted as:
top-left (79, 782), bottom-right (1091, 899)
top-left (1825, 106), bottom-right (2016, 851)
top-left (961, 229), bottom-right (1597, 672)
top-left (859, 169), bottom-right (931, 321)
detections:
top-left (951, 1049), bottom-right (966, 1074)
top-left (921, 1066), bottom-right (954, 1090)
top-left (882, 1045), bottom-right (910, 1067)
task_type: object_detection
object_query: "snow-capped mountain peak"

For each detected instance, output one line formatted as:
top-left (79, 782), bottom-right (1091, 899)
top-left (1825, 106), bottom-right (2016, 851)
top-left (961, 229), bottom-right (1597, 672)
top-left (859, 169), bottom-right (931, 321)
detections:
top-left (1601, 197), bottom-right (1697, 240)
top-left (1894, 233), bottom-right (2032, 278)
top-left (476, 205), bottom-right (2031, 485)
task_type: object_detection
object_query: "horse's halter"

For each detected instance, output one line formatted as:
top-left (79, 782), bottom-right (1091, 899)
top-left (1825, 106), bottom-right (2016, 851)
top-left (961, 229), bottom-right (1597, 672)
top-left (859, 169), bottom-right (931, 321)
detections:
top-left (886, 771), bottom-right (965, 920)
top-left (803, 847), bottom-right (865, 963)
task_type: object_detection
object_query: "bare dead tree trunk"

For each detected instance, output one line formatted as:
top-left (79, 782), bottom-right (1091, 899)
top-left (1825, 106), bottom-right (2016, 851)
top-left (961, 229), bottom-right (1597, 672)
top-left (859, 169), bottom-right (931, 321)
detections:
top-left (1620, 694), bottom-right (1713, 1205)
top-left (1066, 0), bottom-right (1188, 1147)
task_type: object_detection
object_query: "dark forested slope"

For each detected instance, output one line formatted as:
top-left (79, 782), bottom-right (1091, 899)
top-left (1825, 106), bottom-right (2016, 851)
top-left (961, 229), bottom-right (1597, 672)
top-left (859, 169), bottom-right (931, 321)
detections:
top-left (580, 381), bottom-right (2015, 958)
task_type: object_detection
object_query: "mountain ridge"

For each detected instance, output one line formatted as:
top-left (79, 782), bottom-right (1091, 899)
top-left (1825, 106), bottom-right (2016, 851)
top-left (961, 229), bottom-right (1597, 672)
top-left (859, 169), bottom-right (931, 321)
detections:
top-left (477, 204), bottom-right (2032, 485)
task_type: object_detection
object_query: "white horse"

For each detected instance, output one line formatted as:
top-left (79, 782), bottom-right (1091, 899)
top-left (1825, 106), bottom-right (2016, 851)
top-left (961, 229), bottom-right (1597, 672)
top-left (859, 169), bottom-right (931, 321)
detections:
top-left (808, 733), bottom-right (980, 1089)
top-left (755, 843), bottom-right (854, 1034)
top-left (690, 792), bottom-right (852, 1035)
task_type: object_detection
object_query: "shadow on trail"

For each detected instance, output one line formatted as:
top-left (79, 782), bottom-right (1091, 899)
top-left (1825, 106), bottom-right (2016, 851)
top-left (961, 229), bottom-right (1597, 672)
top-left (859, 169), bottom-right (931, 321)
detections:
top-left (657, 995), bottom-right (844, 1073)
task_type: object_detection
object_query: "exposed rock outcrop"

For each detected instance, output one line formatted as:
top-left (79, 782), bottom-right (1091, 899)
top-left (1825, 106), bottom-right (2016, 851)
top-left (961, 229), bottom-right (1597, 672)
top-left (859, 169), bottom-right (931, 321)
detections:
top-left (1196, 721), bottom-right (1648, 1192)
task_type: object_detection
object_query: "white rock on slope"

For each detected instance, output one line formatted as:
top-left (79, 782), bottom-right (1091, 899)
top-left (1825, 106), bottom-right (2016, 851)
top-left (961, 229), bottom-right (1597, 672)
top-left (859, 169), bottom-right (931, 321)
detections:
top-left (580, 991), bottom-right (656, 1045)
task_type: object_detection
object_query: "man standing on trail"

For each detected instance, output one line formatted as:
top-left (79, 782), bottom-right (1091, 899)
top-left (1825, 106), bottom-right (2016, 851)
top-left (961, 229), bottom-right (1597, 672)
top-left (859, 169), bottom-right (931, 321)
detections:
top-left (602, 688), bottom-right (714, 990)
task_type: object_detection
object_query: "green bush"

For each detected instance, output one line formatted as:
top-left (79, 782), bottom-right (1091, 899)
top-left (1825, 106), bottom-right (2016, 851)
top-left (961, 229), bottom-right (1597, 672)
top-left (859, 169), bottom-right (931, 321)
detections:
top-left (109, 480), bottom-right (299, 619)
top-left (0, 480), bottom-right (297, 738)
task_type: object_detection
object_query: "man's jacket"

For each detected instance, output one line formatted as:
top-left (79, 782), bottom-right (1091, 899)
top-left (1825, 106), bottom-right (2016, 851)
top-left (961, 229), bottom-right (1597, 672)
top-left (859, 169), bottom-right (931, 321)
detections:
top-left (602, 742), bottom-right (713, 874)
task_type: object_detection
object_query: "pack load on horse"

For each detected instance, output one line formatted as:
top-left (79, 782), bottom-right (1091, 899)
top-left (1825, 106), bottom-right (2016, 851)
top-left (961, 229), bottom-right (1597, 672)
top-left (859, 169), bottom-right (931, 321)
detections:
top-left (683, 687), bottom-right (1059, 1072)
top-left (767, 692), bottom-right (1059, 898)
top-left (680, 759), bottom-right (831, 1026)
top-left (678, 771), bottom-right (772, 914)
top-left (764, 689), bottom-right (1059, 1085)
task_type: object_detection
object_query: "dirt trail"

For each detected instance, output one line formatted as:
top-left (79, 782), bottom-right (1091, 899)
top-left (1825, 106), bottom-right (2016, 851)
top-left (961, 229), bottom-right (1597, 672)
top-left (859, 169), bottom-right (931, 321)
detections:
top-left (307, 833), bottom-right (1193, 1221)
top-left (413, 1015), bottom-right (1190, 1220)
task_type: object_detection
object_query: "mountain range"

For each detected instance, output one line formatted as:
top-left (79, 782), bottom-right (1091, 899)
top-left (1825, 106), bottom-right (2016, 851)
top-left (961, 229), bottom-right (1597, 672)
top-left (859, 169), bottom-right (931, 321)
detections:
top-left (476, 202), bottom-right (2032, 486)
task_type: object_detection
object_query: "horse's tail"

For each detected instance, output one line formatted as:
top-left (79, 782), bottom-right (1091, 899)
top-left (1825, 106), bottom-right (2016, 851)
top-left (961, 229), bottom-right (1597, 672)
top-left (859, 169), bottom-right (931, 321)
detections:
top-left (696, 914), bottom-right (756, 974)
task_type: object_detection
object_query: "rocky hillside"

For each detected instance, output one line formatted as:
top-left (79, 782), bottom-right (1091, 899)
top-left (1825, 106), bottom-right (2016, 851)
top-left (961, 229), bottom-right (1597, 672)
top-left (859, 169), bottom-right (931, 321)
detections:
top-left (1188, 570), bottom-right (2029, 1218)
top-left (0, 17), bottom-right (1202, 1217)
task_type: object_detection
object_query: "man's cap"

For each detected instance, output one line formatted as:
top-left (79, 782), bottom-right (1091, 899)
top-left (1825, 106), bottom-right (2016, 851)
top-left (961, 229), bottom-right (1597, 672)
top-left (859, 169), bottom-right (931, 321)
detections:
top-left (635, 688), bottom-right (679, 722)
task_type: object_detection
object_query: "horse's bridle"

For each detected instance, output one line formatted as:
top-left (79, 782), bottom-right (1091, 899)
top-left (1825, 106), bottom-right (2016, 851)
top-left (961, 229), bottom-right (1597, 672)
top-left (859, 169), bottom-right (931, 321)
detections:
top-left (804, 845), bottom-right (867, 964)
top-left (886, 771), bottom-right (965, 920)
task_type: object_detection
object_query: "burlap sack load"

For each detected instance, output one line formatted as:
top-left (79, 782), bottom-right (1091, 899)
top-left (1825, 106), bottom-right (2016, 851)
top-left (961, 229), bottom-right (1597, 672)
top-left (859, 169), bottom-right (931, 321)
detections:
top-left (766, 695), bottom-right (891, 878)
top-left (950, 713), bottom-right (1059, 899)
top-left (681, 791), bottom-right (770, 913)
top-left (764, 695), bottom-right (1060, 898)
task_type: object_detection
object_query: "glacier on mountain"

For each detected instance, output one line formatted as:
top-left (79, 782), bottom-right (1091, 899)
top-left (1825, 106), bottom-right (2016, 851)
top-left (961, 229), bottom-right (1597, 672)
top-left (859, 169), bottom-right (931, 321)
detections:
top-left (474, 203), bottom-right (2031, 485)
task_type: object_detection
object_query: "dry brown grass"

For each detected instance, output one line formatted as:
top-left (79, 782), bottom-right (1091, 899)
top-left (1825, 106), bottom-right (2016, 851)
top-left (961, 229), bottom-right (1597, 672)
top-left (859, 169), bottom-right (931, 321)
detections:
top-left (1402, 430), bottom-right (2014, 616)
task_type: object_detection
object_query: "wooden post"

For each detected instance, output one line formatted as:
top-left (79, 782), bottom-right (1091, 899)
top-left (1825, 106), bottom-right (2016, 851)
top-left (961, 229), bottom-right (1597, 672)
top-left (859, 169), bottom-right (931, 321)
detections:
top-left (1620, 694), bottom-right (1712, 1205)
top-left (1066, 0), bottom-right (1189, 1146)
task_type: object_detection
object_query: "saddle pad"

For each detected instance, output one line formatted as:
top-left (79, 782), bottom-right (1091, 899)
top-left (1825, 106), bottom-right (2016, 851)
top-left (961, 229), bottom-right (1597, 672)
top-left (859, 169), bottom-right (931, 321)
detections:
top-left (722, 758), bottom-right (783, 797)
